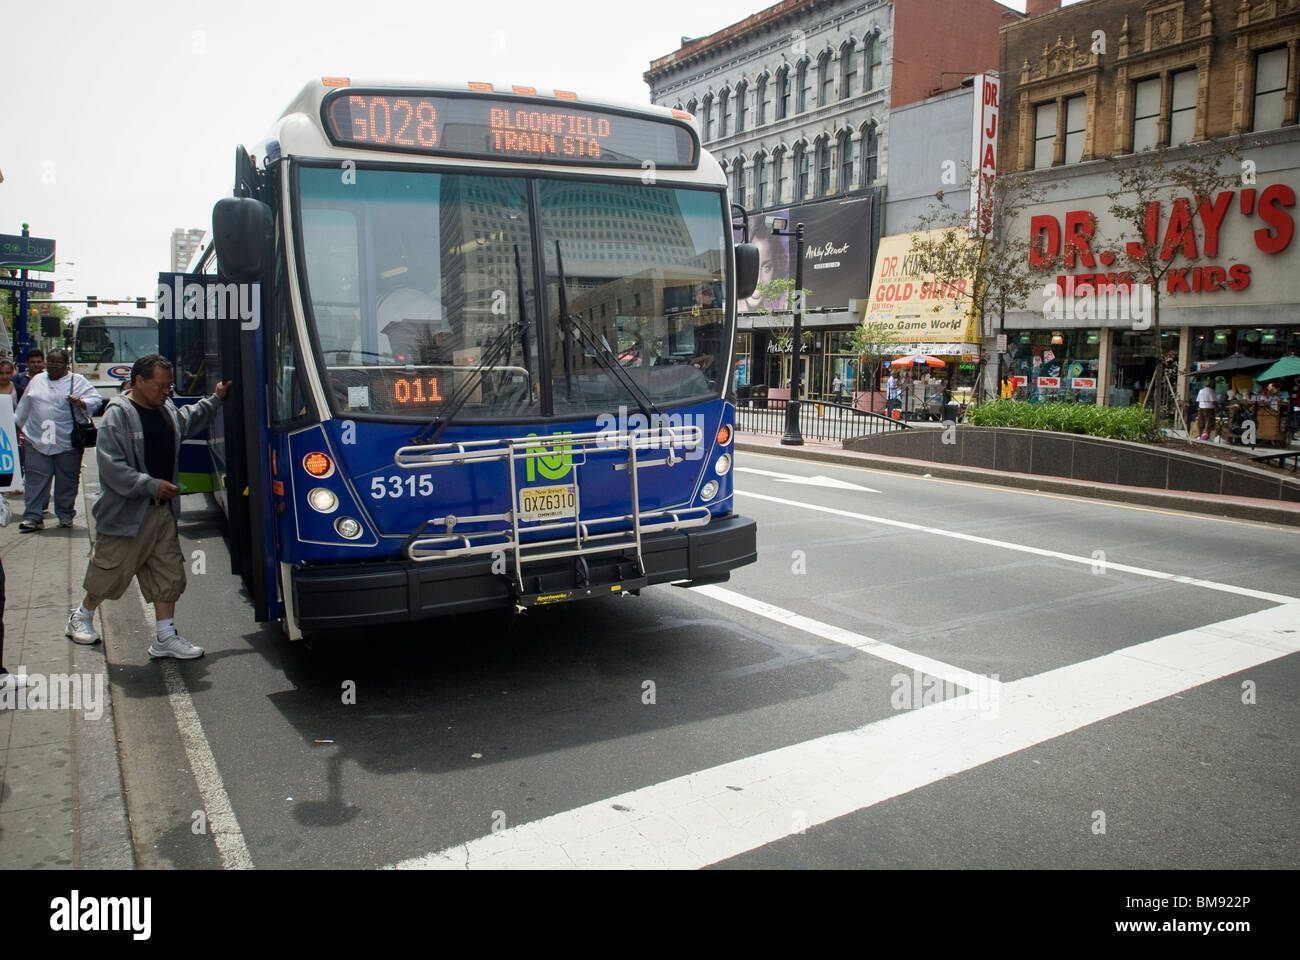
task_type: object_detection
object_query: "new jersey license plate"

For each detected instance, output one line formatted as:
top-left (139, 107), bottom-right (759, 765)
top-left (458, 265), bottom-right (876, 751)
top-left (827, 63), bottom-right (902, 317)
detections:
top-left (518, 484), bottom-right (577, 523)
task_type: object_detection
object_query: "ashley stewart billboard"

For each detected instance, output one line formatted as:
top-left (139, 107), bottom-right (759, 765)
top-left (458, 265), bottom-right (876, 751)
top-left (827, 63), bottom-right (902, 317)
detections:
top-left (739, 194), bottom-right (875, 313)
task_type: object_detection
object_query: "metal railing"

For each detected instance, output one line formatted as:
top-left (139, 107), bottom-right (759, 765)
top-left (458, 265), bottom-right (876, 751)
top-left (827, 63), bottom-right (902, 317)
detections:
top-left (734, 397), bottom-right (912, 442)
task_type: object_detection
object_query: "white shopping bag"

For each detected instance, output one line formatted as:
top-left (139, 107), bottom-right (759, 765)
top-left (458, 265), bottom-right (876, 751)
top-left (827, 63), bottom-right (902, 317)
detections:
top-left (0, 392), bottom-right (23, 495)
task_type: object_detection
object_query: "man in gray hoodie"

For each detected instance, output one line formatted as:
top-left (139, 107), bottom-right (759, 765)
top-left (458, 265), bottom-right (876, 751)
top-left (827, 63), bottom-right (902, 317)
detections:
top-left (66, 354), bottom-right (230, 658)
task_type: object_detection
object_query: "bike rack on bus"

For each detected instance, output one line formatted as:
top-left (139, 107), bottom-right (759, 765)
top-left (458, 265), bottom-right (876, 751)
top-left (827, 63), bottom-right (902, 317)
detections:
top-left (393, 425), bottom-right (711, 602)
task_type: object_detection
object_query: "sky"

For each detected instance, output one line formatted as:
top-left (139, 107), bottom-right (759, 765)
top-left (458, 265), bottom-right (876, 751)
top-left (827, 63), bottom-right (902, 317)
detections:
top-left (1, 0), bottom-right (1063, 313)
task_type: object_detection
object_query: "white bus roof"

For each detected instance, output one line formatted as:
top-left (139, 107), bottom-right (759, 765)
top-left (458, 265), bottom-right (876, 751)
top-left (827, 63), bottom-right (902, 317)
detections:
top-left (256, 79), bottom-right (722, 186)
top-left (76, 312), bottom-right (156, 325)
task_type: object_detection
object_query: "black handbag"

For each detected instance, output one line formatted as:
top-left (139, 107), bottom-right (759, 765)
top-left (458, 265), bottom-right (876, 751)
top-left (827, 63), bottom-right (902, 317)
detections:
top-left (68, 397), bottom-right (98, 449)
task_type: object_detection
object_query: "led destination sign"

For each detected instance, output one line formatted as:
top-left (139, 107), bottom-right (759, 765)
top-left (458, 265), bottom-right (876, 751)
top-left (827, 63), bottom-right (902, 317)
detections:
top-left (322, 91), bottom-right (697, 168)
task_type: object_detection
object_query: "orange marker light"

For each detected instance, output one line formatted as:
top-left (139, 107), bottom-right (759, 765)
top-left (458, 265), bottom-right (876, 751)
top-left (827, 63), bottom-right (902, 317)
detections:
top-left (322, 77), bottom-right (351, 87)
top-left (554, 90), bottom-right (577, 101)
top-left (469, 81), bottom-right (493, 92)
top-left (717, 424), bottom-right (732, 446)
top-left (512, 85), bottom-right (537, 96)
top-left (303, 452), bottom-right (333, 477)
top-left (672, 109), bottom-right (692, 121)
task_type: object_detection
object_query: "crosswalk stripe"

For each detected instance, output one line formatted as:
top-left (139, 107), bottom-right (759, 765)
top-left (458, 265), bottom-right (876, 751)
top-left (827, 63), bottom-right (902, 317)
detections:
top-left (389, 602), bottom-right (1300, 869)
top-left (689, 583), bottom-right (996, 693)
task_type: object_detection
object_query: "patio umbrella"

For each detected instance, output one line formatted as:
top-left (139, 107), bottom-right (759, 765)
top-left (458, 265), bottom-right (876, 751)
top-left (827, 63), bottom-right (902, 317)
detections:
top-left (1193, 354), bottom-right (1274, 377)
top-left (1254, 356), bottom-right (1300, 381)
top-left (889, 354), bottom-right (945, 368)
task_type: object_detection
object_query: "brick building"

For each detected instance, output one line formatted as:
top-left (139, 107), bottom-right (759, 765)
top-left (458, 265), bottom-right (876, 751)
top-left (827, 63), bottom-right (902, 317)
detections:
top-left (645, 0), bottom-right (1017, 395)
top-left (994, 0), bottom-right (1300, 411)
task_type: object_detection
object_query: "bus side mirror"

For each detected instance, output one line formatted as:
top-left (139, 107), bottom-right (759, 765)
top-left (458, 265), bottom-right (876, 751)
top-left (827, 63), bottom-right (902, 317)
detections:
top-left (212, 197), bottom-right (273, 283)
top-left (735, 243), bottom-right (760, 301)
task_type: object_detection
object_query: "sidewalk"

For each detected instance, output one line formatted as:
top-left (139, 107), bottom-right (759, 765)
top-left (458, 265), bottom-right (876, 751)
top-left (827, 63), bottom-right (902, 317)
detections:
top-left (736, 431), bottom-right (1300, 527)
top-left (0, 454), bottom-right (133, 869)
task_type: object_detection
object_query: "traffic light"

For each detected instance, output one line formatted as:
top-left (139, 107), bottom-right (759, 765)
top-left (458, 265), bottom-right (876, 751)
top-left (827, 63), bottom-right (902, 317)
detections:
top-left (136, 297), bottom-right (147, 310)
top-left (41, 316), bottom-right (61, 337)
top-left (86, 295), bottom-right (97, 309)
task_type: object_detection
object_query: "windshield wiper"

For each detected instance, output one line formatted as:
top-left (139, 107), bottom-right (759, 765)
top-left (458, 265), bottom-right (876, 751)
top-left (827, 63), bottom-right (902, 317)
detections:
top-left (553, 242), bottom-right (663, 427)
top-left (410, 245), bottom-right (532, 446)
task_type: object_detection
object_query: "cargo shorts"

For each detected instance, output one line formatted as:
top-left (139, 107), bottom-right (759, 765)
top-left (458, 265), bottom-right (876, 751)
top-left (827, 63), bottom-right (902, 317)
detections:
top-left (83, 503), bottom-right (187, 603)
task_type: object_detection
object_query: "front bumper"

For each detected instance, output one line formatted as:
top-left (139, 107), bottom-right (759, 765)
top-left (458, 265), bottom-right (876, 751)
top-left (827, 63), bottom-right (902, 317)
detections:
top-left (291, 513), bottom-right (757, 632)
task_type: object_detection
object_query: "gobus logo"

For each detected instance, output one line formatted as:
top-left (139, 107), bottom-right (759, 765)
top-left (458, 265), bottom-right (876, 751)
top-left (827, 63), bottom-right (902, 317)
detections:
top-left (525, 431), bottom-right (573, 482)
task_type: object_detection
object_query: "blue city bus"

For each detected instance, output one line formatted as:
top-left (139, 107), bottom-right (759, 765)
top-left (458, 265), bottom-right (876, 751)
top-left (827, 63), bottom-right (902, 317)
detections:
top-left (162, 79), bottom-right (760, 640)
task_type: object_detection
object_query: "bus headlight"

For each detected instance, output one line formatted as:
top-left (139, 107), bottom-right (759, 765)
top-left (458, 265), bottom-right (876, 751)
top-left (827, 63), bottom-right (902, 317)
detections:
top-left (334, 517), bottom-right (363, 540)
top-left (714, 453), bottom-right (732, 476)
top-left (701, 480), bottom-right (719, 501)
top-left (308, 487), bottom-right (339, 513)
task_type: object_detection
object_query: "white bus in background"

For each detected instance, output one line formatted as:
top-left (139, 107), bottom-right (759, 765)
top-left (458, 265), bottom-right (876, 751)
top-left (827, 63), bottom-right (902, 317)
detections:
top-left (72, 311), bottom-right (159, 400)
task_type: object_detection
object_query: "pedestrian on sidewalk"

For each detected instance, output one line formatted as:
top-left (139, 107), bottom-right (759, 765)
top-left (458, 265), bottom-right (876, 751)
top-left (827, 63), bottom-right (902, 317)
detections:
top-left (0, 359), bottom-right (24, 406)
top-left (1195, 378), bottom-right (1217, 440)
top-left (13, 349), bottom-right (102, 532)
top-left (65, 355), bottom-right (230, 659)
top-left (886, 369), bottom-right (901, 414)
top-left (13, 348), bottom-right (43, 395)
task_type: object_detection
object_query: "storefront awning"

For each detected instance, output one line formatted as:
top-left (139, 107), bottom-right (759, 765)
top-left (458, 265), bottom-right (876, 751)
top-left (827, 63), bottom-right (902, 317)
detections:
top-left (738, 310), bottom-right (859, 330)
top-left (890, 342), bottom-right (982, 357)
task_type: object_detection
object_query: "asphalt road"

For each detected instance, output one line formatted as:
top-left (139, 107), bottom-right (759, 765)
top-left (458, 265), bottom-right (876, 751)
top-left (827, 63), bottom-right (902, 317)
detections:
top-left (100, 450), bottom-right (1300, 869)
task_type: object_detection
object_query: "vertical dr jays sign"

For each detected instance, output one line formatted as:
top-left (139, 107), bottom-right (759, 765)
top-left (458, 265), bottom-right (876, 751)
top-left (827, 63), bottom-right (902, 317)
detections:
top-left (969, 73), bottom-right (1000, 239)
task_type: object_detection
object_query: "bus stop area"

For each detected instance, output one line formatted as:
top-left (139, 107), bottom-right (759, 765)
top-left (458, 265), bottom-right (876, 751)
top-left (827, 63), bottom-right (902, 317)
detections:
top-left (0, 454), bottom-right (134, 869)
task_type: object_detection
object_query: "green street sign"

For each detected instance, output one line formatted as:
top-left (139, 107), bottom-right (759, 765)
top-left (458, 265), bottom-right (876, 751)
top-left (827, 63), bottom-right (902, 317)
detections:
top-left (0, 234), bottom-right (56, 272)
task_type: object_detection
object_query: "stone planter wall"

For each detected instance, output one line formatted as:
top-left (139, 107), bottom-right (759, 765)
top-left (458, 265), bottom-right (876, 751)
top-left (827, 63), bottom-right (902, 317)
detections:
top-left (842, 427), bottom-right (1300, 502)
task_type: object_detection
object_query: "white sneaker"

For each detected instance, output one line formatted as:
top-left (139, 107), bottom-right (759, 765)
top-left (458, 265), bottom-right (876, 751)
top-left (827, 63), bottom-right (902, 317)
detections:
top-left (66, 607), bottom-right (102, 645)
top-left (149, 633), bottom-right (204, 660)
top-left (0, 499), bottom-right (10, 527)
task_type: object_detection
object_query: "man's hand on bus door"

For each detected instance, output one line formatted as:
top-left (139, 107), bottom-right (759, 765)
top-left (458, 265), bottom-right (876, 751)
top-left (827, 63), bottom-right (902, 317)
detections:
top-left (214, 380), bottom-right (232, 400)
top-left (155, 480), bottom-right (182, 501)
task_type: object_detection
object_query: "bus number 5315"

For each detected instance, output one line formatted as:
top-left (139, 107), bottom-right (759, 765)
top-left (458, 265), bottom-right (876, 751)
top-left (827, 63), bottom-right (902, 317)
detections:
top-left (370, 474), bottom-right (434, 499)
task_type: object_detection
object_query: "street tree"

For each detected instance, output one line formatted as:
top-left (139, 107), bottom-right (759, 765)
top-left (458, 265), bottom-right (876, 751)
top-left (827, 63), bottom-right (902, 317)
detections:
top-left (1098, 138), bottom-right (1243, 423)
top-left (906, 168), bottom-right (1052, 400)
top-left (753, 276), bottom-right (811, 383)
top-left (845, 320), bottom-right (895, 411)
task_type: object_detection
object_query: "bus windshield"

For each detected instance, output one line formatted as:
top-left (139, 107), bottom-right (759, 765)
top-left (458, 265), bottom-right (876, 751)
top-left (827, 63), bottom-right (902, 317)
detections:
top-left (74, 316), bottom-right (159, 365)
top-left (296, 165), bottom-right (727, 421)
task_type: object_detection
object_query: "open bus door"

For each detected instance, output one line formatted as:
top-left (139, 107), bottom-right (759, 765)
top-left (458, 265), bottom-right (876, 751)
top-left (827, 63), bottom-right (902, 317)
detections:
top-left (217, 280), bottom-right (276, 622)
top-left (157, 270), bottom-right (276, 622)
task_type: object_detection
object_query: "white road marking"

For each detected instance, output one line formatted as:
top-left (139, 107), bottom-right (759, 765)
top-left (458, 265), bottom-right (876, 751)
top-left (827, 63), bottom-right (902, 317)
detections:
top-left (689, 583), bottom-right (995, 693)
top-left (736, 489), bottom-right (1300, 605)
top-left (734, 466), bottom-right (879, 492)
top-left (389, 602), bottom-right (1300, 869)
top-left (135, 587), bottom-right (255, 870)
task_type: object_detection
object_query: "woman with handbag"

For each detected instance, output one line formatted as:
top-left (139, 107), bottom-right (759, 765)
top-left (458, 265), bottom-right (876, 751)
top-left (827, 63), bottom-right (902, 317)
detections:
top-left (12, 349), bottom-right (102, 532)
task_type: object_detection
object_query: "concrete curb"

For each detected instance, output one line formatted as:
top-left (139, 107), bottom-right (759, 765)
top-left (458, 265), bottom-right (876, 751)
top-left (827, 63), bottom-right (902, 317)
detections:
top-left (736, 439), bottom-right (1300, 527)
